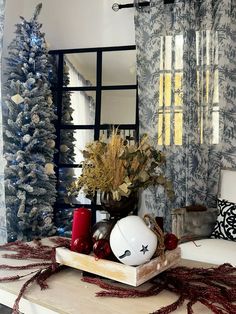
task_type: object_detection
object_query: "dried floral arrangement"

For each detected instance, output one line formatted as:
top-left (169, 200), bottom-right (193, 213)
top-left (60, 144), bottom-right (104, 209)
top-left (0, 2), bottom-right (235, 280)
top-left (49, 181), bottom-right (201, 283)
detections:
top-left (69, 130), bottom-right (174, 202)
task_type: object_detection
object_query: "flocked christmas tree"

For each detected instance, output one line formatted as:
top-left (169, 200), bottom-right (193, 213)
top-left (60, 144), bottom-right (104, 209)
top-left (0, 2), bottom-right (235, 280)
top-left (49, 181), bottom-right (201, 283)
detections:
top-left (54, 62), bottom-right (76, 237)
top-left (3, 3), bottom-right (57, 241)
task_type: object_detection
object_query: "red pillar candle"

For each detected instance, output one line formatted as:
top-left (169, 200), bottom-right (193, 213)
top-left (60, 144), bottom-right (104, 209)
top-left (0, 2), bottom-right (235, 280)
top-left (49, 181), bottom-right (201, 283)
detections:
top-left (71, 207), bottom-right (92, 251)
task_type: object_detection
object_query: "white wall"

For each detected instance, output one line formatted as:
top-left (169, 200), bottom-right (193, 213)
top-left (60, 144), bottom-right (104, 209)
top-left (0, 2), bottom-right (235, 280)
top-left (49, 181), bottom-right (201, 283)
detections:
top-left (3, 0), bottom-right (135, 51)
top-left (2, 0), bottom-right (24, 73)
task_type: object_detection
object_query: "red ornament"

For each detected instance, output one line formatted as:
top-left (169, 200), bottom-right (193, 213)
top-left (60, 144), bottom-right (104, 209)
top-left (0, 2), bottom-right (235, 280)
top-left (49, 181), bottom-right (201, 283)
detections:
top-left (73, 237), bottom-right (92, 255)
top-left (164, 233), bottom-right (179, 251)
top-left (92, 219), bottom-right (115, 242)
top-left (93, 239), bottom-right (112, 259)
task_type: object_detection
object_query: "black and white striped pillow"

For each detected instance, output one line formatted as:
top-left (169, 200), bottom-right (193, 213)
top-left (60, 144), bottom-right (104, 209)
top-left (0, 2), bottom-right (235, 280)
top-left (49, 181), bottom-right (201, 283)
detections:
top-left (211, 199), bottom-right (236, 241)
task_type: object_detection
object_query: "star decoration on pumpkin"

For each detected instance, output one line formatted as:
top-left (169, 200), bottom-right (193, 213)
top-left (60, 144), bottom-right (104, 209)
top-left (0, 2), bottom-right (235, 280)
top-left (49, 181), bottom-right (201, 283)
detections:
top-left (140, 245), bottom-right (149, 255)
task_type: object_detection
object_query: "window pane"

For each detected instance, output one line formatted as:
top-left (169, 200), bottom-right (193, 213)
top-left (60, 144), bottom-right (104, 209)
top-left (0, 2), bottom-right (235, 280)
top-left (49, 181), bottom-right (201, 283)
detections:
top-left (157, 111), bottom-right (171, 145)
top-left (102, 50), bottom-right (136, 85)
top-left (56, 166), bottom-right (91, 237)
top-left (158, 111), bottom-right (182, 146)
top-left (158, 73), bottom-right (172, 108)
top-left (159, 74), bottom-right (163, 107)
top-left (59, 167), bottom-right (91, 205)
top-left (160, 37), bottom-right (164, 71)
top-left (160, 36), bottom-right (173, 71)
top-left (212, 109), bottom-right (219, 144)
top-left (206, 30), bottom-right (210, 66)
top-left (196, 31), bottom-right (199, 66)
top-left (200, 108), bottom-right (204, 144)
top-left (157, 112), bottom-right (163, 146)
top-left (62, 91), bottom-right (96, 125)
top-left (59, 128), bottom-right (76, 164)
top-left (213, 69), bottom-right (219, 104)
top-left (60, 129), bottom-right (94, 164)
top-left (175, 35), bottom-right (183, 70)
top-left (215, 31), bottom-right (219, 64)
top-left (164, 74), bottom-right (171, 107)
top-left (175, 112), bottom-right (183, 145)
top-left (165, 36), bottom-right (172, 70)
top-left (206, 69), bottom-right (209, 103)
top-left (64, 53), bottom-right (96, 87)
top-left (165, 112), bottom-right (170, 145)
top-left (175, 73), bottom-right (183, 106)
top-left (57, 167), bottom-right (77, 204)
top-left (101, 90), bottom-right (136, 125)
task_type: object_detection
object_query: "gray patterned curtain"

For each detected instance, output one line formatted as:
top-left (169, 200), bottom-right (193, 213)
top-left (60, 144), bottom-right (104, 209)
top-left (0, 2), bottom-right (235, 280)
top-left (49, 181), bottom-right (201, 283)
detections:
top-left (0, 0), bottom-right (6, 244)
top-left (135, 0), bottom-right (236, 230)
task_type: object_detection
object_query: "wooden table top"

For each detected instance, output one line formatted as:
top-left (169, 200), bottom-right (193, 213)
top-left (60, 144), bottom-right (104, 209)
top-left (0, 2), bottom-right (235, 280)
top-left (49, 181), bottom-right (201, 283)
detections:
top-left (0, 241), bottom-right (216, 314)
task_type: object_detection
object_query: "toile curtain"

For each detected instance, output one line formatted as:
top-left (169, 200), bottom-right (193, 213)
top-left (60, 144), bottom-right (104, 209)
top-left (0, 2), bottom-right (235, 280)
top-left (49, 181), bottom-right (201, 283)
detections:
top-left (135, 0), bottom-right (236, 231)
top-left (0, 0), bottom-right (6, 244)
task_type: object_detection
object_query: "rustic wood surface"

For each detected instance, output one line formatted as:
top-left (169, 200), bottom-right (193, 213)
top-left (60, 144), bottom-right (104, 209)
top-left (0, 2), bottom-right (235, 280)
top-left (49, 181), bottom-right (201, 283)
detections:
top-left (0, 239), bottom-right (216, 314)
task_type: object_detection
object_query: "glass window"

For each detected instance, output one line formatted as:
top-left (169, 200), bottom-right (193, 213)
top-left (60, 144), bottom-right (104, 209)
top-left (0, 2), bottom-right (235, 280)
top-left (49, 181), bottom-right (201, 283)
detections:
top-left (51, 46), bottom-right (138, 217)
top-left (62, 91), bottom-right (96, 125)
top-left (60, 129), bottom-right (94, 164)
top-left (64, 53), bottom-right (96, 87)
top-left (101, 90), bottom-right (136, 125)
top-left (157, 32), bottom-right (218, 146)
top-left (102, 50), bottom-right (136, 85)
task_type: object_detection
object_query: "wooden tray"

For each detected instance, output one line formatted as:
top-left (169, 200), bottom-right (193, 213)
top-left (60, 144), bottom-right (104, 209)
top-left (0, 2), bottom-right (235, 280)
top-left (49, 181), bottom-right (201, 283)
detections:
top-left (56, 247), bottom-right (181, 287)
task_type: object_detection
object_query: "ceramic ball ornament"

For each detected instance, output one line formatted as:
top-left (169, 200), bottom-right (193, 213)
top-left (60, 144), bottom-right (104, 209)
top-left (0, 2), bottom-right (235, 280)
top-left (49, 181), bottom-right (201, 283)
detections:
top-left (109, 215), bottom-right (157, 266)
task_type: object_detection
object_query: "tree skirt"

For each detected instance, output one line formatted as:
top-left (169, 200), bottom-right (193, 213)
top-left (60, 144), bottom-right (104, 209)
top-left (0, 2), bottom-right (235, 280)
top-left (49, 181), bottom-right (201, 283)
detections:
top-left (0, 238), bottom-right (235, 314)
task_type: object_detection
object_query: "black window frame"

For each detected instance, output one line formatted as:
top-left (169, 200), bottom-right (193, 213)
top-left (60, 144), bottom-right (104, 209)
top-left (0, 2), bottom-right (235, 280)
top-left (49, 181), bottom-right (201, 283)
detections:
top-left (49, 45), bottom-right (139, 223)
